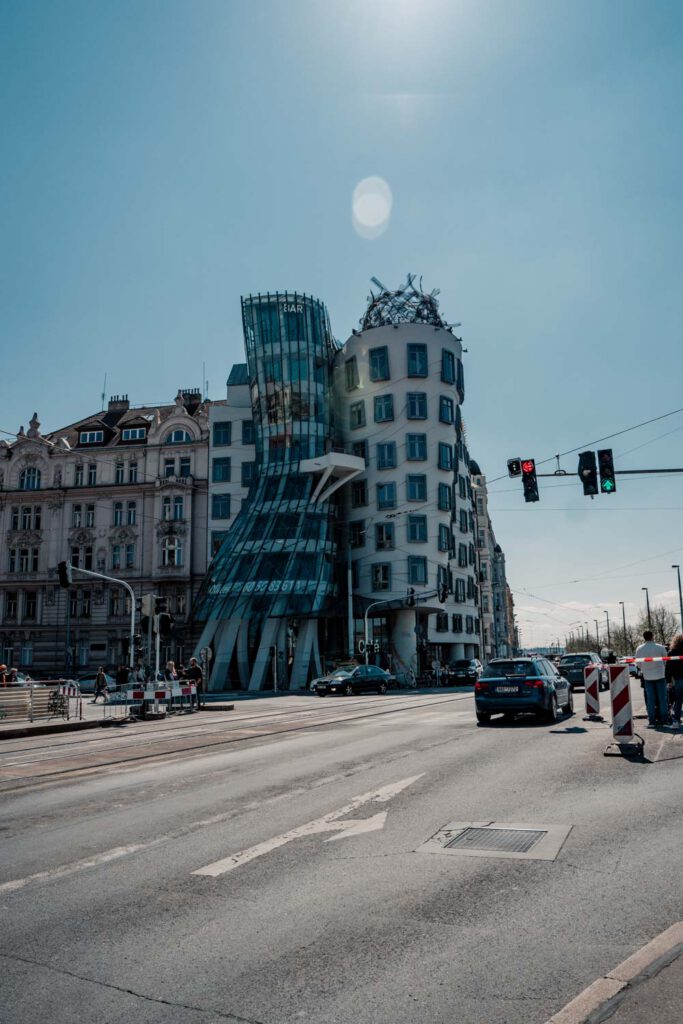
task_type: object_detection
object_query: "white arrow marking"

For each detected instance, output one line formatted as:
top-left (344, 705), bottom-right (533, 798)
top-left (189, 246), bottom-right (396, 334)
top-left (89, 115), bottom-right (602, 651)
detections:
top-left (192, 774), bottom-right (423, 877)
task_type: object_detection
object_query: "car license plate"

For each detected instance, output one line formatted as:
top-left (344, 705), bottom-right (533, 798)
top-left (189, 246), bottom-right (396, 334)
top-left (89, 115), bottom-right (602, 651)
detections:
top-left (496, 685), bottom-right (518, 693)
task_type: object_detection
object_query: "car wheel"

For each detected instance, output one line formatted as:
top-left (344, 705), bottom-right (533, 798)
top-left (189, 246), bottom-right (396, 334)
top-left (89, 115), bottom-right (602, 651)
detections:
top-left (564, 689), bottom-right (574, 715)
top-left (476, 711), bottom-right (491, 725)
top-left (343, 683), bottom-right (354, 696)
top-left (377, 682), bottom-right (387, 694)
top-left (544, 694), bottom-right (559, 723)
top-left (317, 691), bottom-right (325, 697)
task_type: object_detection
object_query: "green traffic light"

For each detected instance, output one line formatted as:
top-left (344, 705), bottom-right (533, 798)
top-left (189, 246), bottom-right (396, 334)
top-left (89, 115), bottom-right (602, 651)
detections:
top-left (602, 479), bottom-right (615, 492)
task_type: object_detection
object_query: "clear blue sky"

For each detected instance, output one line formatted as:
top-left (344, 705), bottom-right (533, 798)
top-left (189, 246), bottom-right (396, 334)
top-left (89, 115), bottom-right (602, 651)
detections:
top-left (3, 0), bottom-right (683, 644)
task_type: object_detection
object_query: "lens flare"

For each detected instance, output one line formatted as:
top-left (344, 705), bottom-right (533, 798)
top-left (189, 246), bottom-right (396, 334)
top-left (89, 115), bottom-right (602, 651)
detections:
top-left (352, 176), bottom-right (392, 239)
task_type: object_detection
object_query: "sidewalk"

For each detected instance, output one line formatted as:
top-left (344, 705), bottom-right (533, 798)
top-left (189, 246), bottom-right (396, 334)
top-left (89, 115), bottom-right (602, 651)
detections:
top-left (605, 953), bottom-right (682, 1024)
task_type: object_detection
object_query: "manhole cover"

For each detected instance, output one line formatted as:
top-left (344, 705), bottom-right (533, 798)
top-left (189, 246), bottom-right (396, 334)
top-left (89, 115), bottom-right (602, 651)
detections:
top-left (446, 826), bottom-right (546, 854)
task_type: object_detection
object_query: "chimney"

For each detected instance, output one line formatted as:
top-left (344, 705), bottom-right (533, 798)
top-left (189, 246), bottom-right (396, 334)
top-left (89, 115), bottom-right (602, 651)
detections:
top-left (108, 394), bottom-right (130, 411)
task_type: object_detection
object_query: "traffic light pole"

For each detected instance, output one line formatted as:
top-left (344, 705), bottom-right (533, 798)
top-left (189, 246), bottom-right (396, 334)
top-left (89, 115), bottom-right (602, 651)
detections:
top-left (69, 566), bottom-right (136, 669)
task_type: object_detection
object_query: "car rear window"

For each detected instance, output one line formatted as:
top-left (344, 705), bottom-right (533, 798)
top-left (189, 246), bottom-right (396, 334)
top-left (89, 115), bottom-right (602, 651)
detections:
top-left (560, 656), bottom-right (591, 666)
top-left (483, 661), bottom-right (537, 678)
top-left (451, 660), bottom-right (472, 669)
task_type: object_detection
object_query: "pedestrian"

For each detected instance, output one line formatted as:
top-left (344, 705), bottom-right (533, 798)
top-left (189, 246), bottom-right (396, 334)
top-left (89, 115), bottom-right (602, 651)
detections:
top-left (164, 660), bottom-right (178, 682)
top-left (134, 664), bottom-right (146, 684)
top-left (635, 630), bottom-right (669, 728)
top-left (0, 663), bottom-right (6, 687)
top-left (665, 633), bottom-right (683, 728)
top-left (185, 657), bottom-right (204, 708)
top-left (115, 664), bottom-right (129, 692)
top-left (431, 657), bottom-right (440, 687)
top-left (92, 666), bottom-right (108, 703)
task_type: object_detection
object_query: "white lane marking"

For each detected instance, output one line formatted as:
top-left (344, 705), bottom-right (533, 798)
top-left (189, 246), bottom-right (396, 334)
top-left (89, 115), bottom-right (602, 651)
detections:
top-left (192, 773), bottom-right (423, 877)
top-left (0, 842), bottom-right (162, 895)
top-left (324, 810), bottom-right (387, 841)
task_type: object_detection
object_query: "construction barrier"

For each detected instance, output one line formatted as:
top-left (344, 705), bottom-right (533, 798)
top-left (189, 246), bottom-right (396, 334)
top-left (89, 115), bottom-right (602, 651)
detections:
top-left (583, 665), bottom-right (603, 721)
top-left (605, 664), bottom-right (643, 757)
top-left (0, 681), bottom-right (82, 725)
top-left (169, 684), bottom-right (198, 714)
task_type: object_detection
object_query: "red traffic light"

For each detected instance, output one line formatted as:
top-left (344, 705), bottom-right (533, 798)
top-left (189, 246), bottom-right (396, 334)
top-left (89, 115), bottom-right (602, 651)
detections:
top-left (521, 459), bottom-right (535, 475)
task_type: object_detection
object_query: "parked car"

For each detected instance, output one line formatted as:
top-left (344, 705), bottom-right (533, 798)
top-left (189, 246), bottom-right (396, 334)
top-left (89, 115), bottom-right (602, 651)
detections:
top-left (557, 652), bottom-right (608, 691)
top-left (474, 657), bottom-right (573, 724)
top-left (619, 657), bottom-right (640, 680)
top-left (76, 672), bottom-right (116, 694)
top-left (314, 665), bottom-right (395, 696)
top-left (446, 659), bottom-right (482, 686)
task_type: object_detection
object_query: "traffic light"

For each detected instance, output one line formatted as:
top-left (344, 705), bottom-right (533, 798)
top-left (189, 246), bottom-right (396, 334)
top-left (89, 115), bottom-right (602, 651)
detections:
top-left (157, 613), bottom-right (174, 638)
top-left (507, 458), bottom-right (522, 478)
top-left (141, 595), bottom-right (153, 617)
top-left (521, 459), bottom-right (539, 503)
top-left (406, 587), bottom-right (416, 607)
top-left (57, 560), bottom-right (72, 588)
top-left (154, 597), bottom-right (168, 614)
top-left (598, 448), bottom-right (616, 494)
top-left (437, 581), bottom-right (448, 603)
top-left (578, 450), bottom-right (598, 496)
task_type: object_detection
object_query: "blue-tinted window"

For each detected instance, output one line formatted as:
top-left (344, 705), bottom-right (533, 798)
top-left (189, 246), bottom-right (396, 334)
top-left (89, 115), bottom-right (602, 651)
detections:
top-left (350, 401), bottom-right (366, 429)
top-left (438, 483), bottom-right (452, 511)
top-left (213, 421), bottom-right (232, 446)
top-left (407, 344), bottom-right (428, 377)
top-left (407, 392), bottom-right (427, 419)
top-left (438, 443), bottom-right (453, 471)
top-left (212, 457), bottom-right (231, 482)
top-left (441, 349), bottom-right (456, 384)
top-left (439, 396), bottom-right (454, 424)
top-left (375, 522), bottom-right (394, 551)
top-left (212, 493), bottom-right (231, 519)
top-left (408, 514), bottom-right (427, 543)
top-left (351, 480), bottom-right (368, 507)
top-left (377, 482), bottom-right (397, 510)
top-left (408, 556), bottom-right (427, 585)
top-left (374, 394), bottom-right (394, 423)
top-left (406, 474), bottom-right (427, 501)
top-left (350, 521), bottom-right (366, 547)
top-left (345, 357), bottom-right (359, 390)
top-left (242, 420), bottom-right (255, 444)
top-left (290, 355), bottom-right (308, 382)
top-left (264, 357), bottom-right (282, 383)
top-left (369, 347), bottom-right (390, 381)
top-left (376, 442), bottom-right (396, 470)
top-left (241, 461), bottom-right (256, 487)
top-left (372, 563), bottom-right (391, 591)
top-left (438, 524), bottom-right (450, 551)
top-left (406, 433), bottom-right (427, 460)
top-left (353, 439), bottom-right (369, 465)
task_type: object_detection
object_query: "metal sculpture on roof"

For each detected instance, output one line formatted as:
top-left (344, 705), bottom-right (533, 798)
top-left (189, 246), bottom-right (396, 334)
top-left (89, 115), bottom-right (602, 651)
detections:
top-left (360, 273), bottom-right (451, 331)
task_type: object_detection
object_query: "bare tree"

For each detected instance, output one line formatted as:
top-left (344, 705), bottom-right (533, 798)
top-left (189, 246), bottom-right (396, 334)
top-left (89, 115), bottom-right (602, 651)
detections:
top-left (634, 605), bottom-right (679, 646)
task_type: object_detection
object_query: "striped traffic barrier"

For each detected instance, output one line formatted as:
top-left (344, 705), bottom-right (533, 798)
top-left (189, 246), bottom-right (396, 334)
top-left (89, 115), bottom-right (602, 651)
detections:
top-left (604, 664), bottom-right (643, 757)
top-left (583, 665), bottom-right (603, 721)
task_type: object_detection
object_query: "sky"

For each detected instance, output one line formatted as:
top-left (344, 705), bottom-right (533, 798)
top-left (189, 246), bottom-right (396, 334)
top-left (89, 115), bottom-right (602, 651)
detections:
top-left (2, 0), bottom-right (683, 646)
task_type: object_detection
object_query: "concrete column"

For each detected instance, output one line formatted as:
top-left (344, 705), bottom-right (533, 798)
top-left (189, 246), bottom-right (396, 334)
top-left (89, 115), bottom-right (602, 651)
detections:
top-left (391, 609), bottom-right (416, 673)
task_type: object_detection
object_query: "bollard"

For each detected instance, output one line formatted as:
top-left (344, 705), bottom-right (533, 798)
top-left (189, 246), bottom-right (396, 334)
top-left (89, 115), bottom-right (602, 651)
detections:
top-left (604, 664), bottom-right (643, 757)
top-left (583, 665), bottom-right (603, 721)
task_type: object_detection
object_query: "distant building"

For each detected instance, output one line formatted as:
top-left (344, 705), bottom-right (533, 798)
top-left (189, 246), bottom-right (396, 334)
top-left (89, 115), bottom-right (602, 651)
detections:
top-left (207, 366), bottom-right (255, 563)
top-left (471, 467), bottom-right (513, 658)
top-left (0, 393), bottom-right (209, 677)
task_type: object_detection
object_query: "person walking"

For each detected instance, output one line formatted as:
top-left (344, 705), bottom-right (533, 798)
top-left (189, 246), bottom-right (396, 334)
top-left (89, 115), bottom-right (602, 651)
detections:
top-left (185, 656), bottom-right (204, 709)
top-left (163, 660), bottom-right (178, 682)
top-left (92, 666), bottom-right (108, 704)
top-left (635, 630), bottom-right (669, 728)
top-left (665, 633), bottom-right (683, 728)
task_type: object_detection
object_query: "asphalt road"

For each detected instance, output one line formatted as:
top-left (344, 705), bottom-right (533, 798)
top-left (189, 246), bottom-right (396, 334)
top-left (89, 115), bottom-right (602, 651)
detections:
top-left (2, 691), bottom-right (682, 1024)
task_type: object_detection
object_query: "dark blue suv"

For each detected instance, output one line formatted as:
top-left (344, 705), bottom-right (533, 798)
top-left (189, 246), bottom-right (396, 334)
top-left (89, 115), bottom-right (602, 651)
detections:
top-left (474, 657), bottom-right (573, 725)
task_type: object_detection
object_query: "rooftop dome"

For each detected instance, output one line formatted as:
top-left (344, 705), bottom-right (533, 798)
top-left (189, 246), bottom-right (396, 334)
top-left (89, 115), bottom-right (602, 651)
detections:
top-left (360, 273), bottom-right (456, 332)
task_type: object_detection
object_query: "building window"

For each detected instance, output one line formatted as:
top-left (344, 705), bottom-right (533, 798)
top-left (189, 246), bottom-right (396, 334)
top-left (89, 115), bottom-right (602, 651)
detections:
top-left (74, 464), bottom-right (84, 487)
top-left (212, 493), bottom-right (231, 519)
top-left (438, 483), bottom-right (451, 511)
top-left (372, 563), bottom-right (391, 591)
top-left (438, 524), bottom-right (450, 552)
top-left (128, 461), bottom-right (138, 483)
top-left (173, 496), bottom-right (184, 521)
top-left (20, 640), bottom-right (33, 666)
top-left (481, 563), bottom-right (488, 580)
top-left (483, 595), bottom-right (490, 613)
top-left (408, 556), bottom-right (427, 585)
top-left (374, 394), bottom-right (394, 423)
top-left (406, 474), bottom-right (427, 502)
top-left (20, 467), bottom-right (41, 490)
top-left (241, 461), bottom-right (256, 487)
top-left (435, 612), bottom-right (449, 632)
top-left (212, 457), bottom-right (232, 483)
top-left (264, 357), bottom-right (282, 383)
top-left (407, 343), bottom-right (428, 377)
top-left (468, 543), bottom-right (475, 564)
top-left (452, 613), bottom-right (463, 632)
top-left (454, 578), bottom-right (466, 602)
top-left (79, 430), bottom-right (103, 445)
top-left (476, 496), bottom-right (484, 515)
top-left (467, 576), bottom-right (475, 599)
top-left (113, 502), bottom-right (123, 526)
top-left (351, 480), bottom-right (368, 508)
top-left (242, 420), bottom-right (255, 444)
top-left (211, 531), bottom-right (228, 556)
top-left (87, 464), bottom-right (97, 486)
top-left (350, 401), bottom-right (366, 430)
top-left (121, 427), bottom-right (146, 441)
top-left (81, 591), bottom-right (91, 618)
top-left (460, 508), bottom-right (468, 533)
top-left (352, 440), bottom-right (368, 465)
top-left (5, 592), bottom-right (17, 621)
top-left (375, 522), bottom-right (395, 551)
top-left (376, 442), bottom-right (396, 470)
top-left (162, 496), bottom-right (171, 520)
top-left (465, 615), bottom-right (474, 634)
top-left (406, 433), bottom-right (427, 461)
top-left (125, 543), bottom-right (135, 569)
top-left (115, 462), bottom-right (124, 484)
top-left (407, 392), bottom-right (427, 419)
top-left (345, 357), bottom-right (359, 391)
top-left (164, 458), bottom-right (175, 478)
top-left (178, 457), bottom-right (191, 478)
top-left (441, 349), bottom-right (456, 384)
top-left (439, 396), bottom-right (454, 424)
top-left (459, 543), bottom-right (468, 568)
top-left (290, 355), bottom-right (309, 383)
top-left (110, 588), bottom-right (123, 616)
top-left (213, 421), bottom-right (232, 446)
top-left (369, 346), bottom-right (390, 382)
top-left (112, 545), bottom-right (121, 570)
top-left (72, 504), bottom-right (82, 528)
top-left (165, 429), bottom-right (192, 445)
top-left (350, 521), bottom-right (366, 548)
top-left (10, 507), bottom-right (19, 530)
top-left (162, 537), bottom-right (183, 567)
top-left (85, 504), bottom-right (95, 527)
top-left (377, 482), bottom-right (397, 510)
top-left (127, 501), bottom-right (137, 526)
top-left (438, 443), bottom-right (453, 471)
top-left (407, 514), bottom-right (427, 543)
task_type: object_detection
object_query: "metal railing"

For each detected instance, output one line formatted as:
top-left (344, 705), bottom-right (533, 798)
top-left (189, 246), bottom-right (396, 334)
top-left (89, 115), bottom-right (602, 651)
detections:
top-left (0, 682), bottom-right (83, 725)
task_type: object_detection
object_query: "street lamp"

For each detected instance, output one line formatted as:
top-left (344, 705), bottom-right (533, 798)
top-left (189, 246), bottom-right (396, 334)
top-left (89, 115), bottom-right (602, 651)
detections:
top-left (363, 599), bottom-right (394, 666)
top-left (672, 565), bottom-right (683, 629)
top-left (604, 610), bottom-right (611, 649)
top-left (619, 601), bottom-right (627, 653)
top-left (594, 619), bottom-right (600, 648)
top-left (642, 587), bottom-right (652, 629)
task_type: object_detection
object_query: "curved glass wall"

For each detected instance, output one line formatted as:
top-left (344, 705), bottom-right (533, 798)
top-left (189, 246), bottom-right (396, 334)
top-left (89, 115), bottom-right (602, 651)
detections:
top-left (194, 292), bottom-right (340, 625)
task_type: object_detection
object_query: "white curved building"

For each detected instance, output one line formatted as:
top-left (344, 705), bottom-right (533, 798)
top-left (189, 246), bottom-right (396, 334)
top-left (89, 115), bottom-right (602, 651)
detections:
top-left (334, 277), bottom-right (481, 676)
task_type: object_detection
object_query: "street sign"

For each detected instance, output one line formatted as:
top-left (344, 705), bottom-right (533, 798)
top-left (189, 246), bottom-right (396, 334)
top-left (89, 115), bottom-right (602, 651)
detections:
top-left (200, 647), bottom-right (212, 661)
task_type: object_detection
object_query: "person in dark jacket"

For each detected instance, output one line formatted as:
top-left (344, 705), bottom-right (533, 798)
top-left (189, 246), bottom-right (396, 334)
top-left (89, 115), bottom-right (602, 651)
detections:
top-left (665, 633), bottom-right (683, 727)
top-left (185, 657), bottom-right (204, 708)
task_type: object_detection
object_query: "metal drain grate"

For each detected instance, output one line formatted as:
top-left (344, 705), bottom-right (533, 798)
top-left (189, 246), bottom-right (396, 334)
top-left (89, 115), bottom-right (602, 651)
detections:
top-left (446, 826), bottom-right (547, 854)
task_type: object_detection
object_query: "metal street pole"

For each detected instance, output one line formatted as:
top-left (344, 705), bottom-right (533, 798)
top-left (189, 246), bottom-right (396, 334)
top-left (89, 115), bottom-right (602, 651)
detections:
top-left (642, 587), bottom-right (652, 629)
top-left (594, 619), bottom-right (600, 648)
top-left (604, 610), bottom-right (611, 649)
top-left (363, 599), bottom-right (392, 666)
top-left (672, 565), bottom-right (683, 629)
top-left (619, 601), bottom-right (627, 653)
top-left (71, 566), bottom-right (136, 669)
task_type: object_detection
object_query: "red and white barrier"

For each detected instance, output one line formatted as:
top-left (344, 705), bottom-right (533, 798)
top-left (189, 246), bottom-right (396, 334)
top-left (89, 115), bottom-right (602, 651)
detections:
top-left (608, 665), bottom-right (636, 744)
top-left (583, 665), bottom-right (602, 719)
top-left (621, 655), bottom-right (683, 663)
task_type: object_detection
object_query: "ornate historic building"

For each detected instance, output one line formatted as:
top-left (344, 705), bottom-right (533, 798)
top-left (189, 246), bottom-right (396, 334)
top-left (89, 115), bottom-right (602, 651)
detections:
top-left (0, 392), bottom-right (209, 677)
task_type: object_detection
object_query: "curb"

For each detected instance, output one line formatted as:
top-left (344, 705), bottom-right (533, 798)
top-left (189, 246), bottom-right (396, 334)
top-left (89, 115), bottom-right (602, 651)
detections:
top-left (545, 922), bottom-right (683, 1024)
top-left (0, 719), bottom-right (104, 741)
